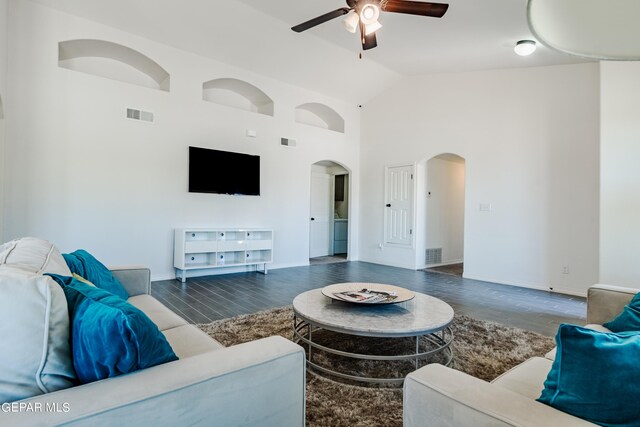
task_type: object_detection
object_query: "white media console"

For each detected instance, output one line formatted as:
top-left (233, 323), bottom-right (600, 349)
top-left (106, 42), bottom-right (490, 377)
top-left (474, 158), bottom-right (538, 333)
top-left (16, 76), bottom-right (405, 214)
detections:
top-left (174, 228), bottom-right (273, 282)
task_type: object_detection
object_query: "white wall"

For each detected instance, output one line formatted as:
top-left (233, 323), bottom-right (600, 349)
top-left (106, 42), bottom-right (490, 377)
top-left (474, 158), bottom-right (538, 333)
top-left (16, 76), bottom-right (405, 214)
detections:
top-left (0, 0), bottom-right (7, 243)
top-left (4, 1), bottom-right (360, 280)
top-left (0, 0), bottom-right (6, 97)
top-left (424, 157), bottom-right (464, 266)
top-left (600, 61), bottom-right (640, 287)
top-left (360, 63), bottom-right (600, 296)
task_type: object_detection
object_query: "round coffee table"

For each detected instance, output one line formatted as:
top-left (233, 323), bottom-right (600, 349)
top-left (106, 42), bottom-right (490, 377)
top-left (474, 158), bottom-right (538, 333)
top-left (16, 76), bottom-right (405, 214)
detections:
top-left (292, 285), bottom-right (454, 385)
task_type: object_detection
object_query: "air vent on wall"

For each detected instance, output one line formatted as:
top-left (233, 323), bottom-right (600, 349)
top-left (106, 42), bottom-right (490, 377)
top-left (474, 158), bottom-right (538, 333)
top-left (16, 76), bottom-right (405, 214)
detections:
top-left (126, 108), bottom-right (154, 123)
top-left (425, 248), bottom-right (442, 265)
top-left (281, 137), bottom-right (297, 147)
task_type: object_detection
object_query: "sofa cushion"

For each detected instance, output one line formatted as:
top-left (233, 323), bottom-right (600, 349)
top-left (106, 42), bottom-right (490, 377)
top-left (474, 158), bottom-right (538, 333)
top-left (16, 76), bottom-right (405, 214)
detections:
top-left (0, 237), bottom-right (71, 276)
top-left (0, 271), bottom-right (76, 403)
top-left (538, 324), bottom-right (640, 426)
top-left (128, 295), bottom-right (187, 331)
top-left (603, 292), bottom-right (640, 332)
top-left (544, 324), bottom-right (612, 360)
top-left (48, 275), bottom-right (178, 384)
top-left (63, 249), bottom-right (128, 300)
top-left (162, 325), bottom-right (224, 359)
top-left (491, 357), bottom-right (552, 399)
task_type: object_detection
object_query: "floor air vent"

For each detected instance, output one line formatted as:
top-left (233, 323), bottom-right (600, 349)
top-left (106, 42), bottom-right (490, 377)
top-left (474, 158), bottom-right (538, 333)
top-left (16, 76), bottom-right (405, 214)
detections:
top-left (426, 248), bottom-right (442, 265)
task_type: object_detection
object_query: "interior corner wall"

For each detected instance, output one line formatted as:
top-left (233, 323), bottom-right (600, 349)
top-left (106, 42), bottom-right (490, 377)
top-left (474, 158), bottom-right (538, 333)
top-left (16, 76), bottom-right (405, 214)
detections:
top-left (0, 0), bottom-right (8, 244)
top-left (600, 61), bottom-right (640, 287)
top-left (360, 63), bottom-right (600, 296)
top-left (0, 0), bottom-right (6, 95)
top-left (4, 1), bottom-right (360, 280)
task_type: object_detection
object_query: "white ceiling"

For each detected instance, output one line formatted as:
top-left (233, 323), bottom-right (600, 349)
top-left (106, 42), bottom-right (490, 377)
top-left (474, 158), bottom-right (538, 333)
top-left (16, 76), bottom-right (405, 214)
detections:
top-left (31, 0), bottom-right (590, 104)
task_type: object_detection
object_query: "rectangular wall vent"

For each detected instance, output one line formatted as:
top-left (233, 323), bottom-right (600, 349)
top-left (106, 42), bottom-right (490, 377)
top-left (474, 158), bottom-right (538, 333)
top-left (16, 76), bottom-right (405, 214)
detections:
top-left (281, 137), bottom-right (296, 147)
top-left (126, 108), bottom-right (154, 123)
top-left (425, 248), bottom-right (442, 265)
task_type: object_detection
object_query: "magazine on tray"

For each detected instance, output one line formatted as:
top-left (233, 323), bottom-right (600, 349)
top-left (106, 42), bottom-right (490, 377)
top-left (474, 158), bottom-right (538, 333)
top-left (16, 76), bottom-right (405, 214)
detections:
top-left (332, 288), bottom-right (398, 304)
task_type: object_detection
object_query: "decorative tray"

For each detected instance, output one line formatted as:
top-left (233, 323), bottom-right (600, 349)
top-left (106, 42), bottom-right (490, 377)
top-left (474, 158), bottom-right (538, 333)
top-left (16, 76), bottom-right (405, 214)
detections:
top-left (321, 283), bottom-right (415, 305)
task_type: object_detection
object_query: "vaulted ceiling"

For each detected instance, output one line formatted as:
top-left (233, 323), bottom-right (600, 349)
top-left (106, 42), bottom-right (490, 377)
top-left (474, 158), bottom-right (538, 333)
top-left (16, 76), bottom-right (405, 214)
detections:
top-left (31, 0), bottom-right (589, 104)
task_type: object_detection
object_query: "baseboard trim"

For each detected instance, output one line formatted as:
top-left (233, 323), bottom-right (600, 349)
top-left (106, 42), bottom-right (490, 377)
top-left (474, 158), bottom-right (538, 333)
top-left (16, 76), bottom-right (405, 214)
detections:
top-left (358, 257), bottom-right (417, 270)
top-left (424, 259), bottom-right (464, 269)
top-left (462, 274), bottom-right (587, 298)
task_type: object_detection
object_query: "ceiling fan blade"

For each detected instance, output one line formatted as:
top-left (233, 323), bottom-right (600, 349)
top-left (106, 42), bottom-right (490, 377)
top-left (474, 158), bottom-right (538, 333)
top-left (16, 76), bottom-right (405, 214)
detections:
top-left (380, 0), bottom-right (449, 18)
top-left (362, 32), bottom-right (378, 50)
top-left (291, 7), bottom-right (351, 33)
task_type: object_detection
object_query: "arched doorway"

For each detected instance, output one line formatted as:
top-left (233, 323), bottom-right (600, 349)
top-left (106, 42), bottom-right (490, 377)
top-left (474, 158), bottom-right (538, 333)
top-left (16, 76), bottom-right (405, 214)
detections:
top-left (423, 154), bottom-right (465, 276)
top-left (309, 160), bottom-right (350, 265)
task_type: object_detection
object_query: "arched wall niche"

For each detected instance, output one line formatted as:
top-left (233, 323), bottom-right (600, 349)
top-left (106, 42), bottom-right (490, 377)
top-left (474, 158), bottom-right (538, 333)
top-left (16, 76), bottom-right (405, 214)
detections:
top-left (202, 78), bottom-right (274, 116)
top-left (58, 39), bottom-right (170, 91)
top-left (295, 103), bottom-right (345, 133)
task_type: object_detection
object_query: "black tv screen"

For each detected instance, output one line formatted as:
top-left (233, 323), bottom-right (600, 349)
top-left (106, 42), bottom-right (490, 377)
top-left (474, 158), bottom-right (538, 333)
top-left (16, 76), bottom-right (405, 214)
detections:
top-left (189, 146), bottom-right (260, 196)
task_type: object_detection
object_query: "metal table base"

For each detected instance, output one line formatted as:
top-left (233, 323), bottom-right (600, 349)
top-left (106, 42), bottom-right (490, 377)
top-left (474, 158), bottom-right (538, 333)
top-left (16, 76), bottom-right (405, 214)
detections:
top-left (293, 314), bottom-right (454, 385)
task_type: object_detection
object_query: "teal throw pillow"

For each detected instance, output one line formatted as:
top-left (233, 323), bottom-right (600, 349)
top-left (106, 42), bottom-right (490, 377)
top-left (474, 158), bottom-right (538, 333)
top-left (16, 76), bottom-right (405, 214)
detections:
top-left (48, 274), bottom-right (178, 384)
top-left (63, 249), bottom-right (128, 300)
top-left (603, 292), bottom-right (640, 332)
top-left (537, 324), bottom-right (640, 426)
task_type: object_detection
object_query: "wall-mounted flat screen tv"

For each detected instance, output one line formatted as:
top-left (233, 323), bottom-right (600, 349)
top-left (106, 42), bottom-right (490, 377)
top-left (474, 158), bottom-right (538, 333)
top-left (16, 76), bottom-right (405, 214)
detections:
top-left (189, 146), bottom-right (260, 196)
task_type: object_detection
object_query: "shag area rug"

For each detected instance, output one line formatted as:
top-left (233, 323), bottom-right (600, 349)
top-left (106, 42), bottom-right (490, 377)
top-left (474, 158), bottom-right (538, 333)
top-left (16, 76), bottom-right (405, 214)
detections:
top-left (198, 306), bottom-right (554, 427)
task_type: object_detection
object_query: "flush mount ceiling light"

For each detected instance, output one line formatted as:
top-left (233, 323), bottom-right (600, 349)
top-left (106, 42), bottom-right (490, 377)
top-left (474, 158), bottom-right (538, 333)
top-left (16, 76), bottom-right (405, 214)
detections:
top-left (514, 40), bottom-right (537, 56)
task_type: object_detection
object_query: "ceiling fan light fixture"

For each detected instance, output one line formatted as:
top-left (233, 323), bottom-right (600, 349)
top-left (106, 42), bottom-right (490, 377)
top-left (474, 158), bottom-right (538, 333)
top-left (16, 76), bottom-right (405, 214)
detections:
top-left (359, 3), bottom-right (380, 25)
top-left (514, 40), bottom-right (537, 56)
top-left (342, 11), bottom-right (360, 33)
top-left (364, 20), bottom-right (382, 36)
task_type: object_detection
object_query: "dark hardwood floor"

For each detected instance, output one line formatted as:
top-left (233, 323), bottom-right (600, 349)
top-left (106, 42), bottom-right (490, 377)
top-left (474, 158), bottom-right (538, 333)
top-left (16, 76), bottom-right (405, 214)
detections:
top-left (152, 261), bottom-right (586, 337)
top-left (424, 263), bottom-right (464, 277)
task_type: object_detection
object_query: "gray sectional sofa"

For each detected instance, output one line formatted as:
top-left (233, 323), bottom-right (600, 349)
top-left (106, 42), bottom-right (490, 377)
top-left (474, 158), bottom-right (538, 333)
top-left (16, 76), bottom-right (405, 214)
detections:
top-left (5, 266), bottom-right (306, 427)
top-left (403, 284), bottom-right (639, 426)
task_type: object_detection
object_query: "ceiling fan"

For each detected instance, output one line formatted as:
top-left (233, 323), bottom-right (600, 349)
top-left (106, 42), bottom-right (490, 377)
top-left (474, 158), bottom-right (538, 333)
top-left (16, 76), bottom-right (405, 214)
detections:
top-left (291, 0), bottom-right (449, 51)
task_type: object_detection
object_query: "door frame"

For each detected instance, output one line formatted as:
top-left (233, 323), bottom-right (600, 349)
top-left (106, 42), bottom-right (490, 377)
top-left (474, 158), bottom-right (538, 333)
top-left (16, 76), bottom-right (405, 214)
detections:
top-left (417, 153), bottom-right (466, 271)
top-left (309, 160), bottom-right (352, 261)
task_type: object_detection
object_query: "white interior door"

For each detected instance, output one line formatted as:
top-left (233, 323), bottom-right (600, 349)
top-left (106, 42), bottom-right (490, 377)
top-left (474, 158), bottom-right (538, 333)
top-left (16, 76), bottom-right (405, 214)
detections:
top-left (385, 164), bottom-right (414, 246)
top-left (310, 172), bottom-right (332, 258)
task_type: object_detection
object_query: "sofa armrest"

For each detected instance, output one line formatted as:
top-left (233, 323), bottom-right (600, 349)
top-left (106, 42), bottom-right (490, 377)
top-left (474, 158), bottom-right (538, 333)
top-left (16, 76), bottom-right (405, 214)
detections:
top-left (6, 336), bottom-right (305, 427)
top-left (109, 265), bottom-right (150, 297)
top-left (587, 284), bottom-right (639, 325)
top-left (404, 364), bottom-right (594, 427)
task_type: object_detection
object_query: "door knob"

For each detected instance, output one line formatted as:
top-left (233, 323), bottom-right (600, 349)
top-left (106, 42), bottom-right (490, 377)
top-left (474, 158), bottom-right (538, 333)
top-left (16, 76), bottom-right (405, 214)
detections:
top-left (386, 204), bottom-right (391, 207)
top-left (311, 217), bottom-right (315, 221)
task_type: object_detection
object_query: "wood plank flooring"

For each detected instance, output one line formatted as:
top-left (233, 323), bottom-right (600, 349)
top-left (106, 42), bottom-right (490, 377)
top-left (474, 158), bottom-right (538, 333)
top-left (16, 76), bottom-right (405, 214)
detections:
top-left (151, 261), bottom-right (586, 337)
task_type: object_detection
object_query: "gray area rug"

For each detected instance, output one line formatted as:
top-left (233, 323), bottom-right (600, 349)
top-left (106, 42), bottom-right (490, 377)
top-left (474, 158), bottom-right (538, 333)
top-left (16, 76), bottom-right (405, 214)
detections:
top-left (198, 306), bottom-right (555, 427)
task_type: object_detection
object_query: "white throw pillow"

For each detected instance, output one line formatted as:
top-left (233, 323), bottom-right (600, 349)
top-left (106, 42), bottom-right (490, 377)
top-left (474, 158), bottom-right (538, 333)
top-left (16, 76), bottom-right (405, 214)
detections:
top-left (0, 271), bottom-right (76, 403)
top-left (0, 237), bottom-right (71, 276)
